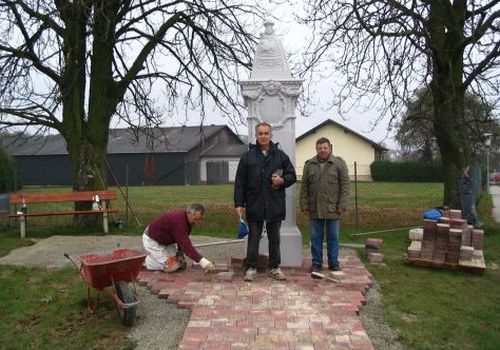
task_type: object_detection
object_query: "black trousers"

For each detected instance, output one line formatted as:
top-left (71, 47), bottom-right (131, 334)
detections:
top-left (246, 221), bottom-right (281, 270)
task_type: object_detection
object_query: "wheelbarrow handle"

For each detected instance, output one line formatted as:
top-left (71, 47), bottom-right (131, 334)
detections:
top-left (64, 253), bottom-right (81, 270)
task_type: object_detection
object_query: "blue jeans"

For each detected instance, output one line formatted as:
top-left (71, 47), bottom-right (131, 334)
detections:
top-left (310, 219), bottom-right (340, 268)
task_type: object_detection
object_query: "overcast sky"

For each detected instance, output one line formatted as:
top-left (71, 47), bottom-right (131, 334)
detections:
top-left (163, 3), bottom-right (397, 149)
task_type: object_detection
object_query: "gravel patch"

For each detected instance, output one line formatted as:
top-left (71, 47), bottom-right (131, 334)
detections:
top-left (0, 235), bottom-right (402, 349)
top-left (359, 279), bottom-right (404, 350)
top-left (131, 288), bottom-right (190, 350)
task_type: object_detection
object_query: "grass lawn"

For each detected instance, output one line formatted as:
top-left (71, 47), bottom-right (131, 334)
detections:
top-left (0, 265), bottom-right (134, 350)
top-left (8, 182), bottom-right (443, 235)
top-left (0, 231), bottom-right (134, 349)
top-left (0, 182), bottom-right (498, 349)
top-left (346, 194), bottom-right (500, 349)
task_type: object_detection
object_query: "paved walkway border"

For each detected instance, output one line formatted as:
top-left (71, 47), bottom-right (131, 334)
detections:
top-left (138, 252), bottom-right (374, 349)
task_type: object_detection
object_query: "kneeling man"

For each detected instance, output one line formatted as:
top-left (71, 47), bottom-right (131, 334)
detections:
top-left (142, 203), bottom-right (215, 273)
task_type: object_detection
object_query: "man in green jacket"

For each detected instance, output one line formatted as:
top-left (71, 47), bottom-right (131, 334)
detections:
top-left (300, 137), bottom-right (350, 276)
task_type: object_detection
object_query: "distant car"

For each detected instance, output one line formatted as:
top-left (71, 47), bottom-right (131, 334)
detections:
top-left (490, 172), bottom-right (500, 183)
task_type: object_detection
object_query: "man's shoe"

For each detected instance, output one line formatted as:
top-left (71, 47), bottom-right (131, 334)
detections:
top-left (268, 267), bottom-right (287, 280)
top-left (329, 264), bottom-right (342, 272)
top-left (244, 267), bottom-right (257, 282)
top-left (311, 265), bottom-right (322, 279)
top-left (165, 256), bottom-right (182, 272)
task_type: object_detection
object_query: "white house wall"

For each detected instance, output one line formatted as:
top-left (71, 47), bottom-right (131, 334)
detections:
top-left (295, 124), bottom-right (375, 180)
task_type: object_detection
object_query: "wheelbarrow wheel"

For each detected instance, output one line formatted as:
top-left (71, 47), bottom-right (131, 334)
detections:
top-left (115, 280), bottom-right (136, 327)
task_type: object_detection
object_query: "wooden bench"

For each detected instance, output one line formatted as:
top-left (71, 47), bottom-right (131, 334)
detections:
top-left (9, 191), bottom-right (118, 238)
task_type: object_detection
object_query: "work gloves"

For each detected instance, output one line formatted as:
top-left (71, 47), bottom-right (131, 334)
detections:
top-left (199, 257), bottom-right (215, 273)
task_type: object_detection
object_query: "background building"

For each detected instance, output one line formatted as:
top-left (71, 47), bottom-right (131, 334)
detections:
top-left (4, 119), bottom-right (386, 186)
top-left (7, 125), bottom-right (245, 186)
top-left (295, 119), bottom-right (387, 180)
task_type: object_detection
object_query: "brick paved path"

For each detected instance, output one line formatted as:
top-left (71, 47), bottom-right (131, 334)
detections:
top-left (137, 254), bottom-right (374, 350)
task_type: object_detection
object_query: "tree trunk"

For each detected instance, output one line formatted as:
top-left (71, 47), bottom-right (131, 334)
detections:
top-left (68, 135), bottom-right (109, 227)
top-left (56, 3), bottom-right (95, 226)
top-left (428, 1), bottom-right (467, 208)
top-left (58, 1), bottom-right (120, 227)
top-left (433, 96), bottom-right (465, 208)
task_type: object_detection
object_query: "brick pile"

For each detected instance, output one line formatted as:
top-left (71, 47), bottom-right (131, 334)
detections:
top-left (365, 238), bottom-right (384, 262)
top-left (406, 208), bottom-right (485, 273)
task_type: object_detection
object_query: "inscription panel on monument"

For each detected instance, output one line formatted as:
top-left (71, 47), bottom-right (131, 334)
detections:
top-left (257, 95), bottom-right (285, 126)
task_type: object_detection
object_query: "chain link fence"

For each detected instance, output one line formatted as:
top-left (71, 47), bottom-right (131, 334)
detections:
top-left (109, 162), bottom-right (444, 234)
top-left (6, 163), bottom-right (446, 234)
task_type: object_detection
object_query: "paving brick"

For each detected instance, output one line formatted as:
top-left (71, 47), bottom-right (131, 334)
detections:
top-left (215, 271), bottom-right (235, 281)
top-left (137, 254), bottom-right (374, 349)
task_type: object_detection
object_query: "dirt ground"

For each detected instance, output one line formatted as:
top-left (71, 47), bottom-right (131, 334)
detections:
top-left (0, 235), bottom-right (402, 349)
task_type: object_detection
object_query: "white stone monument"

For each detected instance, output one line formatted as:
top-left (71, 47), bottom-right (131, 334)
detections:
top-left (240, 19), bottom-right (303, 267)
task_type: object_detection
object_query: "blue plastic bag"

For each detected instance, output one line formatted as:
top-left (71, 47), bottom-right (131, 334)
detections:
top-left (422, 208), bottom-right (442, 220)
top-left (237, 217), bottom-right (249, 238)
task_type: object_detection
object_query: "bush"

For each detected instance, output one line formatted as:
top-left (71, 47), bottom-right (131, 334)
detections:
top-left (370, 160), bottom-right (443, 182)
top-left (0, 150), bottom-right (18, 192)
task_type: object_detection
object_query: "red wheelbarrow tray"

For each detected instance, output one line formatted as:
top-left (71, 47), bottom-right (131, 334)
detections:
top-left (78, 248), bottom-right (147, 290)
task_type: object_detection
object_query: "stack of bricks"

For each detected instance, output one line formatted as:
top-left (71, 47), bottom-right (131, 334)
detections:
top-left (406, 208), bottom-right (485, 272)
top-left (471, 229), bottom-right (484, 250)
top-left (407, 228), bottom-right (423, 258)
top-left (447, 228), bottom-right (462, 264)
top-left (365, 238), bottom-right (384, 262)
top-left (420, 219), bottom-right (436, 259)
top-left (433, 223), bottom-right (448, 263)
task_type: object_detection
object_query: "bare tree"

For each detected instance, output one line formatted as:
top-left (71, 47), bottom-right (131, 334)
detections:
top-left (0, 1), bottom-right (265, 199)
top-left (300, 0), bottom-right (500, 207)
top-left (395, 87), bottom-right (496, 162)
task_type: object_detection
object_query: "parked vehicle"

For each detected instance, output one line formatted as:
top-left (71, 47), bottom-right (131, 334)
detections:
top-left (490, 172), bottom-right (500, 183)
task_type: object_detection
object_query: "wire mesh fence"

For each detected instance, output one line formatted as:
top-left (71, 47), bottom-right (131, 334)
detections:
top-left (114, 181), bottom-right (443, 233)
top-left (119, 162), bottom-right (445, 233)
top-left (6, 163), bottom-right (445, 235)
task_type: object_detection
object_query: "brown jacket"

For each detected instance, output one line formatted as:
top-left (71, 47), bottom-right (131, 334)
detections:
top-left (300, 154), bottom-right (350, 219)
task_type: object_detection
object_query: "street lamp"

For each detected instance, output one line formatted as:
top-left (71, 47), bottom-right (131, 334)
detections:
top-left (484, 133), bottom-right (492, 193)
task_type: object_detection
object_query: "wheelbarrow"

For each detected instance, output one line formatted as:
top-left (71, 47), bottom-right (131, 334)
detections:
top-left (65, 248), bottom-right (147, 326)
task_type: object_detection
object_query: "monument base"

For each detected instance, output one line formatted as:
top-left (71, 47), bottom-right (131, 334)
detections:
top-left (242, 225), bottom-right (303, 267)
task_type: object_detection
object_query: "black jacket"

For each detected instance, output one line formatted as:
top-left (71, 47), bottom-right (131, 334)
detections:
top-left (234, 142), bottom-right (296, 222)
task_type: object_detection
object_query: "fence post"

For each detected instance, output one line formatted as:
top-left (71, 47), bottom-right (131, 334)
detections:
top-left (125, 163), bottom-right (129, 225)
top-left (354, 161), bottom-right (359, 232)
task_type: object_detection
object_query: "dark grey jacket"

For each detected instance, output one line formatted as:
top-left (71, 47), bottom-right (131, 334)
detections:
top-left (234, 142), bottom-right (296, 222)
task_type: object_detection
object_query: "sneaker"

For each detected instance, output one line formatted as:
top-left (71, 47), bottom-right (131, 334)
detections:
top-left (244, 267), bottom-right (257, 281)
top-left (268, 267), bottom-right (287, 281)
top-left (311, 265), bottom-right (322, 279)
top-left (329, 264), bottom-right (342, 272)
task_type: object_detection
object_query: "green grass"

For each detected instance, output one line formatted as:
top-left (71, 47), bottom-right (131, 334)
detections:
top-left (345, 194), bottom-right (500, 349)
top-left (10, 182), bottom-right (443, 236)
top-left (1, 182), bottom-right (498, 349)
top-left (0, 265), bottom-right (133, 350)
top-left (0, 229), bottom-right (35, 257)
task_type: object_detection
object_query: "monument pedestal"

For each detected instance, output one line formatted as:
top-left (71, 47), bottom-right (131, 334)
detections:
top-left (243, 225), bottom-right (303, 268)
top-left (261, 225), bottom-right (303, 267)
top-left (239, 19), bottom-right (304, 269)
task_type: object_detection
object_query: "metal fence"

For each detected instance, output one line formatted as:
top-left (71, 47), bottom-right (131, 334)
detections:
top-left (6, 163), bottom-right (451, 234)
top-left (108, 162), bottom-right (445, 234)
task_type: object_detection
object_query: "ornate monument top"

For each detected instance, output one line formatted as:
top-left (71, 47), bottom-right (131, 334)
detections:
top-left (250, 19), bottom-right (292, 80)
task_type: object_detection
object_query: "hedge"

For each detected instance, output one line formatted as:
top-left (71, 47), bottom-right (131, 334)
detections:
top-left (370, 160), bottom-right (443, 182)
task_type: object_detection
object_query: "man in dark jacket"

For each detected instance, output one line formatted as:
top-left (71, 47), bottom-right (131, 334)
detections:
top-left (234, 122), bottom-right (297, 281)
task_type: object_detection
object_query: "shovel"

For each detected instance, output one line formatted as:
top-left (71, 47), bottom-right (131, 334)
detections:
top-left (311, 271), bottom-right (341, 283)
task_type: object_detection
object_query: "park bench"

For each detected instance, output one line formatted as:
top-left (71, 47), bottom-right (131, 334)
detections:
top-left (9, 190), bottom-right (118, 238)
